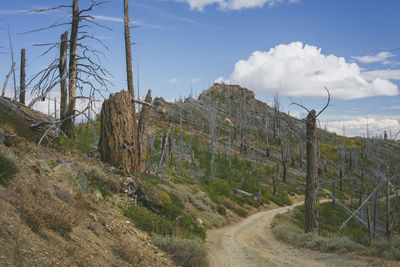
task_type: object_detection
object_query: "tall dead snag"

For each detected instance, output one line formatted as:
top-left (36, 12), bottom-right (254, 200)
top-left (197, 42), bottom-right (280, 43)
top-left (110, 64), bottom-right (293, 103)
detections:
top-left (305, 110), bottom-right (319, 234)
top-left (386, 166), bottom-right (392, 240)
top-left (124, 0), bottom-right (135, 98)
top-left (63, 0), bottom-right (79, 138)
top-left (279, 132), bottom-right (287, 183)
top-left (99, 91), bottom-right (138, 174)
top-left (59, 31), bottom-right (68, 122)
top-left (137, 90), bottom-right (152, 172)
top-left (291, 88), bottom-right (330, 234)
top-left (19, 49), bottom-right (26, 104)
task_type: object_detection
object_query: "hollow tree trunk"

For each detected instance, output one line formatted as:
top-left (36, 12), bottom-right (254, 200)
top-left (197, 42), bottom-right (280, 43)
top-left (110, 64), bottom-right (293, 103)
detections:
top-left (19, 49), bottom-right (26, 104)
top-left (59, 31), bottom-right (68, 122)
top-left (305, 110), bottom-right (319, 234)
top-left (98, 91), bottom-right (138, 174)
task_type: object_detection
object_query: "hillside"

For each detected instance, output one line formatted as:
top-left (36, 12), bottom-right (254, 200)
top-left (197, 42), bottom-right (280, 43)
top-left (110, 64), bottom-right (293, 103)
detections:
top-left (1, 83), bottom-right (399, 266)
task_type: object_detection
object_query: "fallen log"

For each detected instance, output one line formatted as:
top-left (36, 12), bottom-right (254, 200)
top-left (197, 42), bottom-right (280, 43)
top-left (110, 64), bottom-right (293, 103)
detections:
top-left (233, 188), bottom-right (263, 205)
top-left (0, 96), bottom-right (56, 141)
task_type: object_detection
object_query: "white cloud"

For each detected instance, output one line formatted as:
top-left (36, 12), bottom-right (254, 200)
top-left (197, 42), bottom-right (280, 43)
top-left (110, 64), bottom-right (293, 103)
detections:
top-left (164, 78), bottom-right (181, 83)
top-left (324, 117), bottom-right (400, 138)
top-left (217, 42), bottom-right (399, 100)
top-left (174, 0), bottom-right (298, 11)
top-left (362, 69), bottom-right (400, 81)
top-left (351, 51), bottom-right (395, 64)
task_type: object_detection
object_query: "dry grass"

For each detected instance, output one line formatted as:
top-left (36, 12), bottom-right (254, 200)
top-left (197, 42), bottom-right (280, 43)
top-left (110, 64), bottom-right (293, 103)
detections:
top-left (115, 237), bottom-right (144, 264)
top-left (153, 234), bottom-right (208, 267)
top-left (271, 213), bottom-right (368, 254)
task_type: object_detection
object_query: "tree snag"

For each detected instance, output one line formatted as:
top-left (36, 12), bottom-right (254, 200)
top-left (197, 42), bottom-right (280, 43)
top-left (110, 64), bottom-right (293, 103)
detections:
top-left (19, 49), bottom-right (26, 104)
top-left (137, 90), bottom-right (152, 172)
top-left (304, 110), bottom-right (319, 234)
top-left (59, 31), bottom-right (68, 122)
top-left (63, 0), bottom-right (79, 138)
top-left (98, 91), bottom-right (138, 174)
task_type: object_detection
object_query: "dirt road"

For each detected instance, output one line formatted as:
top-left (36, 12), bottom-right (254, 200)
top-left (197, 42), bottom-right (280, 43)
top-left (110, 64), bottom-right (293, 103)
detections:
top-left (206, 202), bottom-right (383, 267)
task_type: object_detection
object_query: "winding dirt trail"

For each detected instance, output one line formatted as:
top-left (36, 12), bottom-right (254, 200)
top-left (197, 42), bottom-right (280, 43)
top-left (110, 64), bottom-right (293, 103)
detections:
top-left (206, 202), bottom-right (385, 267)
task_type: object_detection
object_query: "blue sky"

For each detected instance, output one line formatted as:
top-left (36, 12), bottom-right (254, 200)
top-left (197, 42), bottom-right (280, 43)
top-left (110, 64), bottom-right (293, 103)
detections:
top-left (1, 0), bottom-right (400, 137)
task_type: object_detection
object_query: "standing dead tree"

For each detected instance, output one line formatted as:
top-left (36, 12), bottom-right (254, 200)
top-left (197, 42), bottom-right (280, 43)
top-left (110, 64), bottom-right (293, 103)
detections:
top-left (291, 88), bottom-right (330, 234)
top-left (24, 0), bottom-right (112, 138)
top-left (19, 49), bottom-right (26, 104)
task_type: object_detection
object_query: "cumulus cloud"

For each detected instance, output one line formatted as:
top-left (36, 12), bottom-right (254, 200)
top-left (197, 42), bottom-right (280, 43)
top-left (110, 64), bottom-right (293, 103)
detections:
top-left (362, 69), bottom-right (400, 81)
top-left (324, 117), bottom-right (400, 138)
top-left (351, 51), bottom-right (395, 64)
top-left (174, 0), bottom-right (297, 11)
top-left (217, 42), bottom-right (399, 100)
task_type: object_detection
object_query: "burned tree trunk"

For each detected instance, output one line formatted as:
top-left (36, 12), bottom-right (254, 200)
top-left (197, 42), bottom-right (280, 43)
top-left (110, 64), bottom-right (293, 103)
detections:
top-left (63, 0), bottom-right (79, 138)
top-left (59, 31), bottom-right (68, 122)
top-left (137, 90), bottom-right (152, 172)
top-left (19, 49), bottom-right (26, 104)
top-left (0, 96), bottom-right (56, 140)
top-left (124, 0), bottom-right (135, 98)
top-left (305, 110), bottom-right (319, 234)
top-left (98, 91), bottom-right (138, 174)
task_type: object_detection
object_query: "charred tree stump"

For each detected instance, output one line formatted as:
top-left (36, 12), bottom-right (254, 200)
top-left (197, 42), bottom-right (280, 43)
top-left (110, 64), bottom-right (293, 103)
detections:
top-left (98, 91), bottom-right (138, 174)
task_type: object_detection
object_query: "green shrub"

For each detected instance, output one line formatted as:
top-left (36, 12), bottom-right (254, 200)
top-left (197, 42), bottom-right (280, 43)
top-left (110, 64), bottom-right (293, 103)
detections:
top-left (373, 237), bottom-right (400, 260)
top-left (205, 178), bottom-right (231, 203)
top-left (269, 193), bottom-right (292, 207)
top-left (0, 153), bottom-right (17, 185)
top-left (272, 219), bottom-right (367, 254)
top-left (124, 205), bottom-right (176, 236)
top-left (153, 235), bottom-right (208, 267)
top-left (217, 205), bottom-right (226, 215)
top-left (58, 122), bottom-right (99, 154)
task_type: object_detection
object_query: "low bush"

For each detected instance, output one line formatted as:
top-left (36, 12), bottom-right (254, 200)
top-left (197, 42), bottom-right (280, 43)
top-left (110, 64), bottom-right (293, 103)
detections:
top-left (372, 237), bottom-right (400, 261)
top-left (82, 165), bottom-right (119, 197)
top-left (269, 193), bottom-right (292, 207)
top-left (153, 235), bottom-right (208, 267)
top-left (272, 218), bottom-right (367, 254)
top-left (0, 153), bottom-right (18, 185)
top-left (124, 205), bottom-right (176, 236)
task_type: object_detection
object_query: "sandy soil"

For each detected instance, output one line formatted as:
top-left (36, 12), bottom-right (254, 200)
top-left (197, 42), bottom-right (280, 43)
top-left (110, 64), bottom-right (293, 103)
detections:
top-left (206, 202), bottom-right (391, 267)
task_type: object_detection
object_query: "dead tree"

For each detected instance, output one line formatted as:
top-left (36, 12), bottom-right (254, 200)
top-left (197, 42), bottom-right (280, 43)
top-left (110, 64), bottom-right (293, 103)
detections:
top-left (291, 88), bottom-right (330, 234)
top-left (59, 31), bottom-right (68, 122)
top-left (279, 131), bottom-right (288, 183)
top-left (1, 63), bottom-right (15, 97)
top-left (62, 0), bottom-right (79, 138)
top-left (137, 90), bottom-right (152, 172)
top-left (19, 49), bottom-right (26, 104)
top-left (210, 111), bottom-right (216, 178)
top-left (124, 0), bottom-right (135, 97)
top-left (272, 163), bottom-right (279, 195)
top-left (24, 1), bottom-right (112, 138)
top-left (386, 166), bottom-right (392, 240)
top-left (98, 91), bottom-right (138, 173)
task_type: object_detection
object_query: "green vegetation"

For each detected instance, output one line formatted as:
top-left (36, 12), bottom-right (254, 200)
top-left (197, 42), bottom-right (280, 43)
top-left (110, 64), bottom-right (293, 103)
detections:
top-left (58, 122), bottom-right (99, 154)
top-left (291, 202), bottom-right (367, 245)
top-left (0, 153), bottom-right (18, 185)
top-left (152, 235), bottom-right (208, 267)
top-left (272, 213), bottom-right (368, 254)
